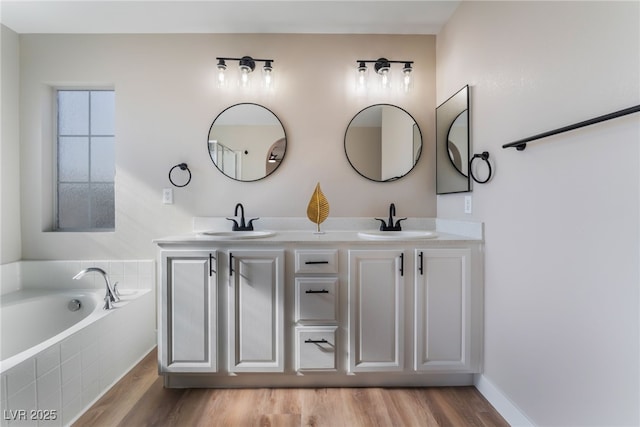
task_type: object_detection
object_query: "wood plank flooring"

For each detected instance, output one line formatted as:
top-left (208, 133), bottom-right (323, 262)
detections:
top-left (73, 348), bottom-right (509, 427)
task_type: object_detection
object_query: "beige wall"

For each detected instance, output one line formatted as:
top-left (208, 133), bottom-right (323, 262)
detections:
top-left (437, 1), bottom-right (639, 425)
top-left (1, 25), bottom-right (21, 264)
top-left (16, 33), bottom-right (436, 259)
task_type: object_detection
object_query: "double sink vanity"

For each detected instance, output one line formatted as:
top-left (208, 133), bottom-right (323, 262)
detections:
top-left (154, 215), bottom-right (484, 388)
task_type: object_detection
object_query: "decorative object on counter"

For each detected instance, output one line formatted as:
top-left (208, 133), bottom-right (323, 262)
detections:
top-left (168, 163), bottom-right (191, 188)
top-left (226, 203), bottom-right (259, 231)
top-left (307, 182), bottom-right (330, 234)
top-left (216, 56), bottom-right (274, 89)
top-left (208, 103), bottom-right (286, 182)
top-left (436, 85), bottom-right (471, 194)
top-left (344, 104), bottom-right (422, 182)
top-left (375, 203), bottom-right (406, 231)
top-left (355, 58), bottom-right (413, 93)
top-left (502, 104), bottom-right (640, 151)
top-left (470, 151), bottom-right (493, 184)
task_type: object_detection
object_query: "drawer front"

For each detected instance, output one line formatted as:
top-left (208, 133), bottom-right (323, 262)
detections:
top-left (295, 250), bottom-right (338, 274)
top-left (295, 327), bottom-right (337, 371)
top-left (295, 278), bottom-right (338, 322)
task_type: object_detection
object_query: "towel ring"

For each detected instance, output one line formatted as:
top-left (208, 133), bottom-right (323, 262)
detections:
top-left (470, 152), bottom-right (492, 184)
top-left (169, 163), bottom-right (191, 188)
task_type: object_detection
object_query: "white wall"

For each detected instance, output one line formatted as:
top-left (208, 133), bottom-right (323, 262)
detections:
top-left (1, 25), bottom-right (21, 264)
top-left (16, 33), bottom-right (436, 260)
top-left (437, 2), bottom-right (639, 425)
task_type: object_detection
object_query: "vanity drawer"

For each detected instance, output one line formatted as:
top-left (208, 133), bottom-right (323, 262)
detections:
top-left (295, 326), bottom-right (337, 371)
top-left (295, 250), bottom-right (338, 274)
top-left (295, 278), bottom-right (338, 322)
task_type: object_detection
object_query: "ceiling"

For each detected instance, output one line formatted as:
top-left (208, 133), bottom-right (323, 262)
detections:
top-left (0, 1), bottom-right (460, 35)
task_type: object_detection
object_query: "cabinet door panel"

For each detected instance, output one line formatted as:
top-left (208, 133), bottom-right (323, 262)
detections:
top-left (229, 250), bottom-right (284, 372)
top-left (161, 251), bottom-right (217, 373)
top-left (415, 249), bottom-right (471, 372)
top-left (349, 250), bottom-right (404, 372)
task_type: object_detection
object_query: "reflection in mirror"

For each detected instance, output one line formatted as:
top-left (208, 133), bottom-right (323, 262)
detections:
top-left (447, 110), bottom-right (469, 177)
top-left (208, 103), bottom-right (286, 181)
top-left (344, 104), bottom-right (422, 182)
top-left (436, 85), bottom-right (470, 194)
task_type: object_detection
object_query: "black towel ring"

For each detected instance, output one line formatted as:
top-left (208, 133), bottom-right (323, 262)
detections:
top-left (169, 163), bottom-right (191, 188)
top-left (470, 152), bottom-right (492, 184)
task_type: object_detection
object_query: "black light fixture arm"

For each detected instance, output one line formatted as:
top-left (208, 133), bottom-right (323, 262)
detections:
top-left (217, 56), bottom-right (274, 65)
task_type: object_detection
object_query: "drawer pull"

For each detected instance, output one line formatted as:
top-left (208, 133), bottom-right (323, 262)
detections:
top-left (305, 260), bottom-right (330, 265)
top-left (305, 338), bottom-right (328, 344)
top-left (305, 289), bottom-right (329, 294)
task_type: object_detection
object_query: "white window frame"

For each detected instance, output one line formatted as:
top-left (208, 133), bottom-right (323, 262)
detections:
top-left (54, 88), bottom-right (115, 231)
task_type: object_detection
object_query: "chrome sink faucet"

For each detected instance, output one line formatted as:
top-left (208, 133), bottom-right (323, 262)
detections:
top-left (73, 267), bottom-right (120, 310)
top-left (226, 203), bottom-right (259, 231)
top-left (375, 203), bottom-right (407, 231)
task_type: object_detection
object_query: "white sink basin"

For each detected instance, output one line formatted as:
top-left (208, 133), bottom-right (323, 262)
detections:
top-left (198, 230), bottom-right (276, 240)
top-left (358, 230), bottom-right (437, 240)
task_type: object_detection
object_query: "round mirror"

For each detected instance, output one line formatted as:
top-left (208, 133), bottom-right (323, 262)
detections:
top-left (447, 110), bottom-right (469, 177)
top-left (344, 104), bottom-right (422, 182)
top-left (208, 103), bottom-right (286, 181)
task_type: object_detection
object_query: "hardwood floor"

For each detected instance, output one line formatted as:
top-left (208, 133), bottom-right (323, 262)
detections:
top-left (73, 349), bottom-right (509, 427)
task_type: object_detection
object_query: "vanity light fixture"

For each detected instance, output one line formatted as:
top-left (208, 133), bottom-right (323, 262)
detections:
top-left (216, 56), bottom-right (275, 89)
top-left (356, 58), bottom-right (414, 92)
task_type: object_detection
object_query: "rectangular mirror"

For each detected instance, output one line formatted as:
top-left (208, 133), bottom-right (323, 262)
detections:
top-left (436, 85), bottom-right (470, 194)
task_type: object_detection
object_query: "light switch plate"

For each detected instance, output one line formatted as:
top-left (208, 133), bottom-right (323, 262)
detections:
top-left (464, 195), bottom-right (472, 214)
top-left (162, 188), bottom-right (173, 204)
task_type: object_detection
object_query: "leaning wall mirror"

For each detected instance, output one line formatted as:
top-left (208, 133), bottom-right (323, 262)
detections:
top-left (436, 85), bottom-right (470, 194)
top-left (208, 103), bottom-right (286, 181)
top-left (344, 104), bottom-right (422, 182)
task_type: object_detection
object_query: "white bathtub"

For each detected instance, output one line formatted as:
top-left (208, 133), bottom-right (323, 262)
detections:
top-left (0, 287), bottom-right (155, 426)
top-left (1, 290), bottom-right (103, 371)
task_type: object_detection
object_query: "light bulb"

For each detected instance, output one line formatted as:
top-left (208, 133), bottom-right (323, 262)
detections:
top-left (263, 61), bottom-right (274, 89)
top-left (216, 59), bottom-right (227, 88)
top-left (380, 68), bottom-right (390, 89)
top-left (402, 63), bottom-right (412, 93)
top-left (356, 61), bottom-right (368, 91)
top-left (239, 66), bottom-right (251, 87)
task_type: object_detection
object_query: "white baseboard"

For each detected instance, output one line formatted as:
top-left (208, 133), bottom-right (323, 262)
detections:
top-left (474, 374), bottom-right (535, 426)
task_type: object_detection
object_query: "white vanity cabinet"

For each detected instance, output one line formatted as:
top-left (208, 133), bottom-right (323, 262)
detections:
top-left (155, 223), bottom-right (484, 387)
top-left (227, 249), bottom-right (285, 372)
top-left (414, 248), bottom-right (478, 373)
top-left (348, 249), bottom-right (405, 372)
top-left (159, 250), bottom-right (218, 373)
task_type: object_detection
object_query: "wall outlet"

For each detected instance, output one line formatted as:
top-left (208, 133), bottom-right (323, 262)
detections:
top-left (464, 195), bottom-right (472, 214)
top-left (162, 188), bottom-right (173, 204)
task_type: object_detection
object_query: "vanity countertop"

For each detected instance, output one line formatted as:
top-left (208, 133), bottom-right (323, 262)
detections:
top-left (153, 217), bottom-right (483, 245)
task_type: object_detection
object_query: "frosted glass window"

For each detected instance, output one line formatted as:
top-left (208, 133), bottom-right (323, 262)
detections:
top-left (56, 89), bottom-right (115, 230)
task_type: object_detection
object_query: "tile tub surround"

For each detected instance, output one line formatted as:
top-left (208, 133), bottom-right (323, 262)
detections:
top-left (0, 289), bottom-right (155, 426)
top-left (0, 260), bottom-right (154, 295)
top-left (0, 260), bottom-right (156, 425)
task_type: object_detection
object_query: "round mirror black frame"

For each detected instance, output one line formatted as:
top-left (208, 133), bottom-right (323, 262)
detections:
top-left (344, 104), bottom-right (423, 182)
top-left (207, 103), bottom-right (287, 182)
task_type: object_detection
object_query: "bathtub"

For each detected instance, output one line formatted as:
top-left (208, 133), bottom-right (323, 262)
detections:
top-left (1, 287), bottom-right (155, 426)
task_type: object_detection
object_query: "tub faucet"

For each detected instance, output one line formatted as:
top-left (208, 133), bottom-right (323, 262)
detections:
top-left (375, 203), bottom-right (407, 231)
top-left (73, 267), bottom-right (119, 310)
top-left (226, 203), bottom-right (259, 231)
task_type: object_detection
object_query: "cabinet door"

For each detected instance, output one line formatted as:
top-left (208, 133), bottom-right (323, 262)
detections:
top-left (348, 250), bottom-right (404, 372)
top-left (228, 250), bottom-right (284, 372)
top-left (414, 248), bottom-right (472, 372)
top-left (160, 251), bottom-right (217, 372)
